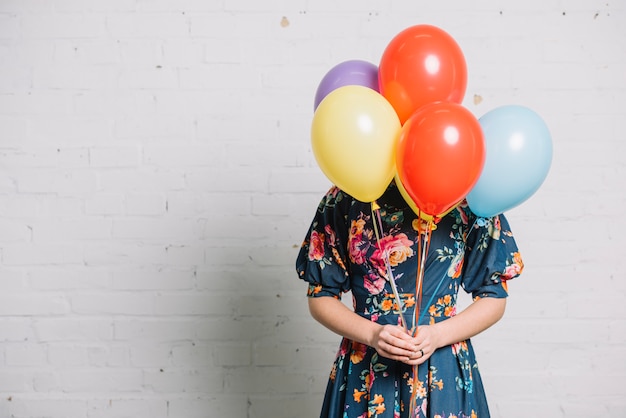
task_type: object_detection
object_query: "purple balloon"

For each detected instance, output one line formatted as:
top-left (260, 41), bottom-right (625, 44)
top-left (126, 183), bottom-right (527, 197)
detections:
top-left (314, 60), bottom-right (380, 111)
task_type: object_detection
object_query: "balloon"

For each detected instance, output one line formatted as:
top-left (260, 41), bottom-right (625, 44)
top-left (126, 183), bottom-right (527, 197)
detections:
top-left (311, 85), bottom-right (401, 202)
top-left (379, 24), bottom-right (467, 124)
top-left (396, 101), bottom-right (485, 216)
top-left (466, 105), bottom-right (553, 217)
top-left (394, 173), bottom-right (459, 221)
top-left (314, 60), bottom-right (379, 111)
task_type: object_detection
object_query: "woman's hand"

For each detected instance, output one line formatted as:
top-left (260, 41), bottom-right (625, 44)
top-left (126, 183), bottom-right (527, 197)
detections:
top-left (370, 324), bottom-right (424, 365)
top-left (308, 297), bottom-right (431, 365)
top-left (372, 325), bottom-right (440, 366)
top-left (408, 325), bottom-right (441, 365)
top-left (371, 324), bottom-right (443, 365)
top-left (309, 295), bottom-right (506, 367)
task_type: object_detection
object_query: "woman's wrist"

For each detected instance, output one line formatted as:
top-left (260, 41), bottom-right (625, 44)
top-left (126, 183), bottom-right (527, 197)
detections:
top-left (363, 321), bottom-right (383, 347)
top-left (428, 322), bottom-right (445, 350)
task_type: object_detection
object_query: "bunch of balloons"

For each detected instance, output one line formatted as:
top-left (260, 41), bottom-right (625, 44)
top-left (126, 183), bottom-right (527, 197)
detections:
top-left (310, 24), bottom-right (552, 219)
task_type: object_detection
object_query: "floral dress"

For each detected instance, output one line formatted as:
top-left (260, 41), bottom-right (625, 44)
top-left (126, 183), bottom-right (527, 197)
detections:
top-left (296, 182), bottom-right (523, 418)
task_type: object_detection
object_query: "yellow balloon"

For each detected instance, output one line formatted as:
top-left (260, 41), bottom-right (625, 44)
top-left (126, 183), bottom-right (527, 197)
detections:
top-left (311, 85), bottom-right (401, 202)
top-left (394, 173), bottom-right (459, 220)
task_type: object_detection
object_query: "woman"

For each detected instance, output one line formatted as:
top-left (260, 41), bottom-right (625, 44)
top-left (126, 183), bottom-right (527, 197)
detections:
top-left (296, 181), bottom-right (523, 418)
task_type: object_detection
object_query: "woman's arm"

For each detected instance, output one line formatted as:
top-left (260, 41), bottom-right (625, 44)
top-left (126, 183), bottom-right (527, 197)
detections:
top-left (308, 295), bottom-right (506, 365)
top-left (413, 296), bottom-right (506, 364)
top-left (308, 296), bottom-right (422, 364)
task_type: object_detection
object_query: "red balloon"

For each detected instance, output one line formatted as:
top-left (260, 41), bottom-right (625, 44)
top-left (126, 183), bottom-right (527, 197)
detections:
top-left (379, 25), bottom-right (467, 124)
top-left (396, 102), bottom-right (485, 216)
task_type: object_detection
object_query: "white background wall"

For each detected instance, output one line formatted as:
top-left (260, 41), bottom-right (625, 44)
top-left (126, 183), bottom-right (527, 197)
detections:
top-left (0, 1), bottom-right (624, 417)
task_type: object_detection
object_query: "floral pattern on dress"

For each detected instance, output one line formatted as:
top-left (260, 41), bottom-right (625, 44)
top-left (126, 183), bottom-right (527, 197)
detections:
top-left (296, 182), bottom-right (523, 417)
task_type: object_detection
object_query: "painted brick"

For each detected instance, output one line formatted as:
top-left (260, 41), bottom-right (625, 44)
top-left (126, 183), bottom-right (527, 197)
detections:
top-left (0, 2), bottom-right (623, 417)
top-left (5, 343), bottom-right (47, 367)
top-left (21, 14), bottom-right (105, 39)
top-left (87, 398), bottom-right (168, 418)
top-left (167, 396), bottom-right (249, 418)
top-left (143, 368), bottom-right (224, 394)
top-left (87, 345), bottom-right (130, 367)
top-left (0, 293), bottom-right (69, 316)
top-left (71, 292), bottom-right (155, 315)
top-left (2, 398), bottom-right (88, 418)
top-left (105, 13), bottom-right (190, 39)
top-left (47, 344), bottom-right (89, 367)
top-left (34, 318), bottom-right (113, 342)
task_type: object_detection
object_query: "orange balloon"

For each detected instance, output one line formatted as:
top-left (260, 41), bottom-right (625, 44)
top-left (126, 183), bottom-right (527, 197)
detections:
top-left (394, 173), bottom-right (459, 220)
top-left (379, 25), bottom-right (467, 124)
top-left (396, 102), bottom-right (485, 216)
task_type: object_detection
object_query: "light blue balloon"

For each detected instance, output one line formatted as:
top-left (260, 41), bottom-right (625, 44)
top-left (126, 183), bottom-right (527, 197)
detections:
top-left (466, 105), bottom-right (553, 218)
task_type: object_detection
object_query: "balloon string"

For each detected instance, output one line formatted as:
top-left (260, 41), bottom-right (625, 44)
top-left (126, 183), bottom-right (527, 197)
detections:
top-left (416, 222), bottom-right (470, 327)
top-left (371, 202), bottom-right (408, 331)
top-left (415, 216), bottom-right (479, 327)
top-left (409, 215), bottom-right (481, 417)
top-left (409, 216), bottom-right (432, 418)
top-left (417, 270), bottom-right (447, 327)
top-left (411, 217), bottom-right (432, 334)
top-left (371, 205), bottom-right (479, 417)
top-left (410, 363), bottom-right (419, 417)
top-left (372, 201), bottom-right (418, 417)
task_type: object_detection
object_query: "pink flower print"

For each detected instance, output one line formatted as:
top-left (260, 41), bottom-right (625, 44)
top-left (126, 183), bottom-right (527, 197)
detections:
top-left (503, 251), bottom-right (524, 279)
top-left (324, 224), bottom-right (337, 246)
top-left (349, 235), bottom-right (368, 265)
top-left (308, 230), bottom-right (325, 261)
top-left (364, 272), bottom-right (386, 295)
top-left (371, 233), bottom-right (414, 276)
top-left (338, 338), bottom-right (350, 356)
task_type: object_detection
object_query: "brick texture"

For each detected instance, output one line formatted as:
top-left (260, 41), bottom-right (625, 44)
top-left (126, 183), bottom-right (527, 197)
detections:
top-left (0, 1), bottom-right (624, 417)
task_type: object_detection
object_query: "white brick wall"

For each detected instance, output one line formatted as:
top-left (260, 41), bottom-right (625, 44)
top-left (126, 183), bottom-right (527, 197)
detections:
top-left (0, 1), bottom-right (624, 417)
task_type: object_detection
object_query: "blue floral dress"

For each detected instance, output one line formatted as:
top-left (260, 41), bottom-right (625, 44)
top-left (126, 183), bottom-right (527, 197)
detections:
top-left (296, 182), bottom-right (523, 418)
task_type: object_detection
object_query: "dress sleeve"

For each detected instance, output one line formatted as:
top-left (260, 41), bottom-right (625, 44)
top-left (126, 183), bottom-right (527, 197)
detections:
top-left (461, 212), bottom-right (524, 300)
top-left (295, 186), bottom-right (353, 299)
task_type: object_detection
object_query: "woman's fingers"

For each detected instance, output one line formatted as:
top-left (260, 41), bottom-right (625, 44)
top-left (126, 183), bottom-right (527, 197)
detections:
top-left (403, 326), bottom-right (437, 365)
top-left (374, 325), bottom-right (420, 360)
top-left (373, 325), bottom-right (438, 365)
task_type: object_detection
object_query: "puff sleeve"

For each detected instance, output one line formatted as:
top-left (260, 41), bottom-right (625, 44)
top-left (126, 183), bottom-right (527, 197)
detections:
top-left (295, 187), bottom-right (353, 299)
top-left (461, 212), bottom-right (524, 300)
